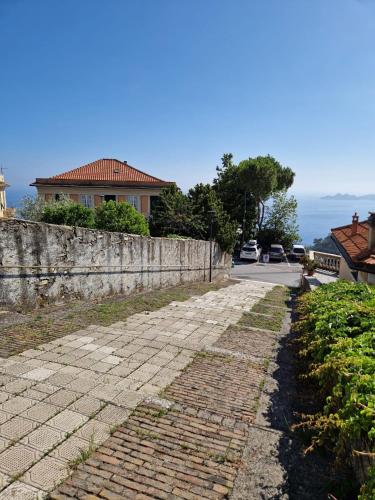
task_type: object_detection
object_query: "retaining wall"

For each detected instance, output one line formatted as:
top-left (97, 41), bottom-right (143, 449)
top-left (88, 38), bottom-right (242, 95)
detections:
top-left (0, 219), bottom-right (231, 309)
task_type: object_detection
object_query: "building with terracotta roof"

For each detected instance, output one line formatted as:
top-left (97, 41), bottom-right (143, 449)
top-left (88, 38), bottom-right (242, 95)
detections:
top-left (31, 159), bottom-right (173, 217)
top-left (331, 212), bottom-right (375, 284)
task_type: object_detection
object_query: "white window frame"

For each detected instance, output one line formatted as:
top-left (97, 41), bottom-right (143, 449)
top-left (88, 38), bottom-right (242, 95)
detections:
top-left (80, 194), bottom-right (93, 208)
top-left (126, 195), bottom-right (140, 211)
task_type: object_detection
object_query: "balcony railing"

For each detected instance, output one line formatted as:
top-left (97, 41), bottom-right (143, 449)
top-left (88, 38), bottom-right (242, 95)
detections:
top-left (310, 251), bottom-right (341, 272)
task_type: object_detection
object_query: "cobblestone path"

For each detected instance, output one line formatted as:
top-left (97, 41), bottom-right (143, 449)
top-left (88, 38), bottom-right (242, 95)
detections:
top-left (0, 280), bottom-right (276, 498)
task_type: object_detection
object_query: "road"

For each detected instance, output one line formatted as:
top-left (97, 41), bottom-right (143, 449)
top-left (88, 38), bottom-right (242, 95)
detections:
top-left (230, 257), bottom-right (303, 288)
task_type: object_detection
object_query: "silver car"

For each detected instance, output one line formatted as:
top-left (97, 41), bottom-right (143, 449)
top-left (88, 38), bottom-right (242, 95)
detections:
top-left (269, 244), bottom-right (285, 262)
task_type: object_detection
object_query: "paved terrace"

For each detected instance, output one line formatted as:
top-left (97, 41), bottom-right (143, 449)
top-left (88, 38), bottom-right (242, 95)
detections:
top-left (0, 280), bottom-right (276, 498)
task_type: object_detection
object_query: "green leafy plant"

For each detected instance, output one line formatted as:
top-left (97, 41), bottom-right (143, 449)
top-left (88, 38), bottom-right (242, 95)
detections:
top-left (95, 200), bottom-right (149, 235)
top-left (294, 281), bottom-right (375, 497)
top-left (41, 199), bottom-right (95, 228)
top-left (359, 464), bottom-right (375, 499)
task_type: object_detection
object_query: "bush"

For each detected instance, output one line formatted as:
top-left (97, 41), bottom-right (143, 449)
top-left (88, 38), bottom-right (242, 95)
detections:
top-left (359, 465), bottom-right (375, 499)
top-left (295, 281), bottom-right (375, 496)
top-left (95, 200), bottom-right (149, 236)
top-left (41, 200), bottom-right (95, 228)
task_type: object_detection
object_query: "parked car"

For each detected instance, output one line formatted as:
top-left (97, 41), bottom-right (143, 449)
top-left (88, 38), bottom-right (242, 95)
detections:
top-left (240, 243), bottom-right (261, 261)
top-left (269, 244), bottom-right (285, 262)
top-left (290, 244), bottom-right (306, 261)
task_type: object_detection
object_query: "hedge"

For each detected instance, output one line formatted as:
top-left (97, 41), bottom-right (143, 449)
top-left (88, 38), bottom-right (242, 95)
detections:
top-left (295, 281), bottom-right (375, 498)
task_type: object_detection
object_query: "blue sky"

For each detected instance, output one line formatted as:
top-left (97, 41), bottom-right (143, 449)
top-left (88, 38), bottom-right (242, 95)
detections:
top-left (1, 0), bottom-right (375, 200)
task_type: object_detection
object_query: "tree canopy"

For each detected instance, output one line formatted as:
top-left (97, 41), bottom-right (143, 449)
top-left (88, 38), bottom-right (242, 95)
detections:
top-left (149, 184), bottom-right (200, 238)
top-left (150, 183), bottom-right (238, 252)
top-left (257, 191), bottom-right (300, 250)
top-left (188, 183), bottom-right (238, 252)
top-left (238, 155), bottom-right (295, 230)
top-left (213, 154), bottom-right (295, 245)
top-left (213, 154), bottom-right (257, 243)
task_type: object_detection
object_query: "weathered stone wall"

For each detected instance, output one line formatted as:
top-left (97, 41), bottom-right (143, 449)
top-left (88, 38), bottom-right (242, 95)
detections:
top-left (0, 219), bottom-right (231, 309)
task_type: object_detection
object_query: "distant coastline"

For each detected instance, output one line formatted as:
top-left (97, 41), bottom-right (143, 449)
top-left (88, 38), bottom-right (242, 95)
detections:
top-left (321, 193), bottom-right (375, 201)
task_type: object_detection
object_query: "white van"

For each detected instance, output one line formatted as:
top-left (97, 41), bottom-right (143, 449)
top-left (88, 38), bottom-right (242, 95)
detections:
top-left (290, 244), bottom-right (306, 261)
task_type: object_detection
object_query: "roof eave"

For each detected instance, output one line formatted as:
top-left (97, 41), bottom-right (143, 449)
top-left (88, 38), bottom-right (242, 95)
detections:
top-left (331, 233), bottom-right (375, 273)
top-left (31, 179), bottom-right (173, 189)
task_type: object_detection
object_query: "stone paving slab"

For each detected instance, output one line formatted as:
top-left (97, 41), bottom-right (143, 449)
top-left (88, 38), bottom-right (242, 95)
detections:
top-left (0, 280), bottom-right (276, 497)
top-left (0, 481), bottom-right (45, 499)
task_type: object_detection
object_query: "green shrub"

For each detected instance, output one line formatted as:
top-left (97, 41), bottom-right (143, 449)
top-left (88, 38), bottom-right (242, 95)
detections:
top-left (95, 200), bottom-right (149, 236)
top-left (295, 281), bottom-right (375, 496)
top-left (359, 465), bottom-right (375, 499)
top-left (41, 200), bottom-right (95, 228)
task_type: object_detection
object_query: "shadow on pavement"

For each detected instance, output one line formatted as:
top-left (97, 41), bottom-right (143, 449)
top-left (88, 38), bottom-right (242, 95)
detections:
top-left (264, 291), bottom-right (357, 499)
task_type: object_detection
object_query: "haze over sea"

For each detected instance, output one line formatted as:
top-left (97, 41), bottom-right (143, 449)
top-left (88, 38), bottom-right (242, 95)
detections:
top-left (6, 187), bottom-right (375, 248)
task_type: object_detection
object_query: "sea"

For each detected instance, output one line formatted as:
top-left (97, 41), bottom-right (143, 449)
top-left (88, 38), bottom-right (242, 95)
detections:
top-left (5, 187), bottom-right (375, 247)
top-left (296, 196), bottom-right (375, 246)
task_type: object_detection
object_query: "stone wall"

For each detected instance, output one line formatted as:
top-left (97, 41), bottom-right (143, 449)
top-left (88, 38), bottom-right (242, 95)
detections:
top-left (0, 219), bottom-right (231, 309)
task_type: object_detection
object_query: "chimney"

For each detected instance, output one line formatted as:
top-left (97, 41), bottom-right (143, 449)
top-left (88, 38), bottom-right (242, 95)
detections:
top-left (368, 212), bottom-right (375, 249)
top-left (123, 160), bottom-right (127, 165)
top-left (351, 212), bottom-right (359, 235)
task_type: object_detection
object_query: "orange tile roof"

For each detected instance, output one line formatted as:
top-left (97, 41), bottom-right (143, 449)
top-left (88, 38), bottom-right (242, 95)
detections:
top-left (331, 220), bottom-right (375, 268)
top-left (32, 159), bottom-right (172, 187)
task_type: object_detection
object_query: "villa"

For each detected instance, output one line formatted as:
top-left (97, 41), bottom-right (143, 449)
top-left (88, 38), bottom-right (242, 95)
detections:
top-left (31, 158), bottom-right (172, 217)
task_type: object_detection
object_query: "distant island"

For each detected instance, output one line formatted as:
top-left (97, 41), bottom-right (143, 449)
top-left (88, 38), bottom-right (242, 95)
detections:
top-left (321, 193), bottom-right (375, 200)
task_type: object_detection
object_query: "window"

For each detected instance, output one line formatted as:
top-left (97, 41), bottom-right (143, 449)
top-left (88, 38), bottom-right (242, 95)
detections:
top-left (150, 196), bottom-right (159, 212)
top-left (126, 195), bottom-right (139, 211)
top-left (80, 194), bottom-right (93, 208)
top-left (104, 195), bottom-right (117, 202)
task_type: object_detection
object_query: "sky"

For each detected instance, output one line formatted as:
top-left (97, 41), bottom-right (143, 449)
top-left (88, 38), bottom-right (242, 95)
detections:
top-left (1, 0), bottom-right (375, 201)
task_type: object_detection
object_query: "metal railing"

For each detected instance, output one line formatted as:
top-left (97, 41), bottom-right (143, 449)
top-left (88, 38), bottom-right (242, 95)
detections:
top-left (310, 251), bottom-right (341, 272)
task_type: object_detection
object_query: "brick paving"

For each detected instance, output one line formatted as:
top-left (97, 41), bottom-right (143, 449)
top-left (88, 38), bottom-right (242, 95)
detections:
top-left (51, 403), bottom-right (247, 499)
top-left (0, 280), bottom-right (275, 498)
top-left (163, 354), bottom-right (265, 423)
top-left (214, 324), bottom-right (278, 361)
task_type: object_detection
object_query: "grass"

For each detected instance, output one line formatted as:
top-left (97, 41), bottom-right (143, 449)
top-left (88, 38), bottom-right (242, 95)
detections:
top-left (252, 303), bottom-right (282, 315)
top-left (134, 428), bottom-right (161, 440)
top-left (0, 279), bottom-right (235, 357)
top-left (239, 286), bottom-right (289, 332)
top-left (68, 433), bottom-right (97, 470)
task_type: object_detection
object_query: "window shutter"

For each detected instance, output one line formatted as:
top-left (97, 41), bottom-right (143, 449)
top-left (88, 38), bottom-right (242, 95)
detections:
top-left (141, 195), bottom-right (149, 215)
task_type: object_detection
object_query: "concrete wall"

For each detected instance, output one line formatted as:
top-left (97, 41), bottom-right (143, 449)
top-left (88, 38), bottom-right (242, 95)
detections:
top-left (339, 258), bottom-right (375, 284)
top-left (339, 258), bottom-right (356, 282)
top-left (0, 219), bottom-right (231, 309)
